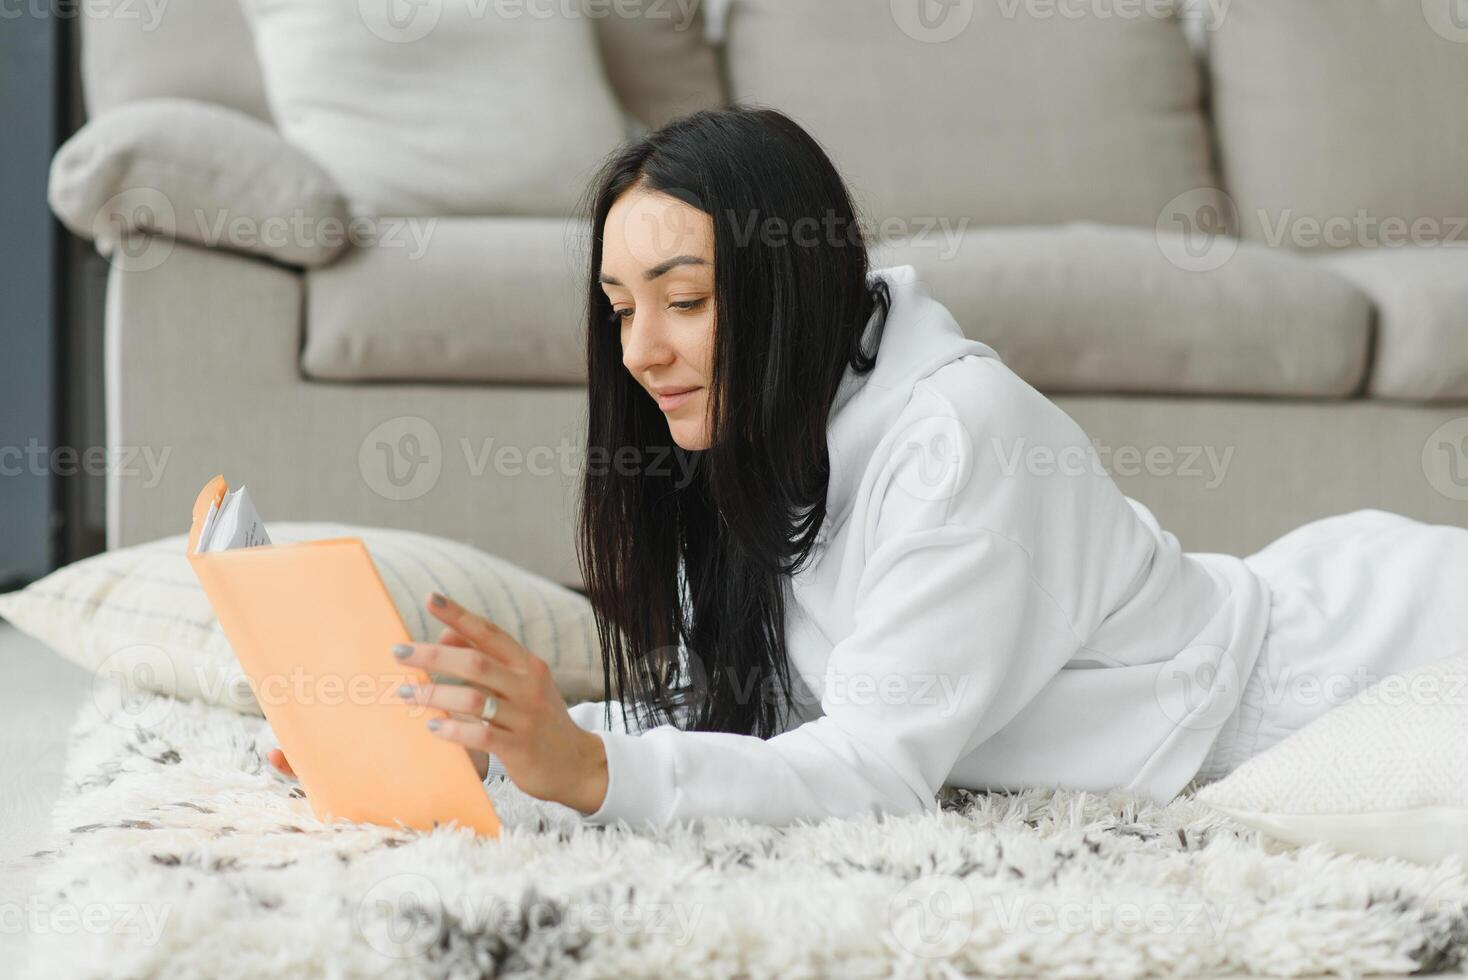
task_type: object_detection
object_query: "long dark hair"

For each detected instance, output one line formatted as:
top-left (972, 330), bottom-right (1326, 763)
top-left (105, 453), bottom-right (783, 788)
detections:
top-left (575, 106), bottom-right (891, 739)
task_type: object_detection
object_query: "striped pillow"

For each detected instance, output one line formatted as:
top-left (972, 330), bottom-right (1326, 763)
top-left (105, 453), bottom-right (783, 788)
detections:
top-left (0, 523), bottom-right (605, 716)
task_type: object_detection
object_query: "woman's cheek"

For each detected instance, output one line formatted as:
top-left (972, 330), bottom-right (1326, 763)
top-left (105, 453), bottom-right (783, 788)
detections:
top-left (695, 315), bottom-right (717, 378)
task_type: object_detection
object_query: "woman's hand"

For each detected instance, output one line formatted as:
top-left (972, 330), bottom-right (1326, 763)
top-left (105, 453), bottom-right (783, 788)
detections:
top-left (265, 592), bottom-right (607, 814)
top-left (391, 591), bottom-right (609, 815)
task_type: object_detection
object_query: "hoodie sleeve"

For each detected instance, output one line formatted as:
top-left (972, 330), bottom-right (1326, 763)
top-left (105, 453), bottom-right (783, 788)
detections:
top-left (566, 698), bottom-right (662, 735)
top-left (576, 516), bottom-right (1086, 830)
top-left (486, 699), bottom-right (666, 784)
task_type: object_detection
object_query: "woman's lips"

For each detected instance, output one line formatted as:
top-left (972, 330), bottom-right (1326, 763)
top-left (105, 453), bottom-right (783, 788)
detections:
top-left (655, 387), bottom-right (701, 411)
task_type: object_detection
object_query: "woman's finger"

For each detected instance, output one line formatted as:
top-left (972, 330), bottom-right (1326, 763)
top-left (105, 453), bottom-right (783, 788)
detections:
top-left (424, 592), bottom-right (528, 670)
top-left (397, 678), bottom-right (517, 728)
top-left (392, 641), bottom-right (526, 697)
top-left (437, 626), bottom-right (470, 647)
top-left (267, 747), bottom-right (295, 778)
top-left (425, 715), bottom-right (498, 752)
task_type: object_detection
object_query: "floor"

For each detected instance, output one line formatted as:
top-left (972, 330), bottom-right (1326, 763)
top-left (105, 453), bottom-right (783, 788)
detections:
top-left (0, 620), bottom-right (92, 970)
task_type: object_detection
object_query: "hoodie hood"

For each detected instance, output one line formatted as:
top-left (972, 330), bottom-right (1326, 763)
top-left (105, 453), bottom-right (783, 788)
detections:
top-left (819, 265), bottom-right (1001, 541)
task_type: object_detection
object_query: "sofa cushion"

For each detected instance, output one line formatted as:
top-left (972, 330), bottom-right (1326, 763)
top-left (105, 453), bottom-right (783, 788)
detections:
top-left (80, 0), bottom-right (272, 122)
top-left (302, 218), bottom-right (589, 384)
top-left (49, 98), bottom-right (350, 269)
top-left (1211, 0), bottom-right (1468, 249)
top-left (1317, 247), bottom-right (1468, 401)
top-left (237, 0), bottom-right (626, 217)
top-left (594, 0), bottom-right (726, 129)
top-left (306, 219), bottom-right (1373, 396)
top-left (723, 0), bottom-right (1221, 230)
top-left (871, 224), bottom-right (1372, 397)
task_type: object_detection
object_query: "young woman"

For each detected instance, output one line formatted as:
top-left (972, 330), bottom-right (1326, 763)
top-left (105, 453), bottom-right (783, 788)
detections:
top-left (272, 107), bottom-right (1468, 830)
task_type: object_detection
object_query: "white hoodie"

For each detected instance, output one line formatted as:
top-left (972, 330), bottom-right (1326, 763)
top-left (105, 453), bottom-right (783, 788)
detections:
top-left (565, 264), bottom-right (1271, 830)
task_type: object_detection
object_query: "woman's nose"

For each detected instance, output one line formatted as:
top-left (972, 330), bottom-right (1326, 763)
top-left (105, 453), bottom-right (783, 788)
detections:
top-left (621, 311), bottom-right (673, 373)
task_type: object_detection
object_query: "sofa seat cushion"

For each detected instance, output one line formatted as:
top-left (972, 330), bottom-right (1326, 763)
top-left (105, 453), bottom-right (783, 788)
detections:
top-left (871, 224), bottom-right (1372, 397)
top-left (308, 220), bottom-right (1373, 397)
top-left (1317, 247), bottom-right (1468, 401)
top-left (724, 0), bottom-right (1221, 230)
top-left (302, 217), bottom-right (590, 385)
top-left (1211, 0), bottom-right (1468, 250)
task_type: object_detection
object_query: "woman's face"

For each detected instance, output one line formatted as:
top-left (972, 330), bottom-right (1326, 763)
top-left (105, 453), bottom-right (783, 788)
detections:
top-left (599, 185), bottom-right (716, 451)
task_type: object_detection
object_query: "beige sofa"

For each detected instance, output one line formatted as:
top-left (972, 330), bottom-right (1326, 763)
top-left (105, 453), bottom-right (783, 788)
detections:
top-left (51, 0), bottom-right (1468, 588)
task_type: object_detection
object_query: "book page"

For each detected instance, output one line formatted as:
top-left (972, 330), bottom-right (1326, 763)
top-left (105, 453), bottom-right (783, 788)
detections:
top-left (194, 486), bottom-right (272, 553)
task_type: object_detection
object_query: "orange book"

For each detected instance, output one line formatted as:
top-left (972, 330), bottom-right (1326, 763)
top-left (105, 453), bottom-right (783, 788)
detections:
top-left (186, 474), bottom-right (501, 838)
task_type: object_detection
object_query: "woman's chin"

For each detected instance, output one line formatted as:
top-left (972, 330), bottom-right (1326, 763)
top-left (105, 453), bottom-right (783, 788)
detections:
top-left (667, 421), bottom-right (710, 452)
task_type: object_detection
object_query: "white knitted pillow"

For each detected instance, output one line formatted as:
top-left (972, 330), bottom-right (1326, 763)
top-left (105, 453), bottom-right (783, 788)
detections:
top-left (0, 523), bottom-right (605, 717)
top-left (1194, 648), bottom-right (1468, 865)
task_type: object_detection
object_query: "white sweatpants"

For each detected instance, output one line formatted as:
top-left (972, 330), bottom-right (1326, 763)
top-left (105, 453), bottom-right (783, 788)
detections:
top-left (1194, 508), bottom-right (1468, 784)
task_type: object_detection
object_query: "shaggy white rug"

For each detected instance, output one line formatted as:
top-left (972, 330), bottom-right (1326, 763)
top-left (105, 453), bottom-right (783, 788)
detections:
top-left (15, 680), bottom-right (1468, 979)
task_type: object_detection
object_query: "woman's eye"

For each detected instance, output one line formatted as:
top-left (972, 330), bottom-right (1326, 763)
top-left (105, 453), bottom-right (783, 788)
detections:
top-left (669, 298), bottom-right (708, 312)
top-left (608, 307), bottom-right (633, 323)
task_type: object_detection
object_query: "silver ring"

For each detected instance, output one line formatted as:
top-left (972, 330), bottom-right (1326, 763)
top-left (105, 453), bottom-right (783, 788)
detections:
top-left (479, 694), bottom-right (498, 722)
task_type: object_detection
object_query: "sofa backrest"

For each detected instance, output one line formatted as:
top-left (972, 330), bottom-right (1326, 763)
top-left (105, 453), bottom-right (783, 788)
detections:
top-left (721, 0), bottom-right (1222, 230)
top-left (1209, 0), bottom-right (1468, 250)
top-left (77, 0), bottom-right (726, 130)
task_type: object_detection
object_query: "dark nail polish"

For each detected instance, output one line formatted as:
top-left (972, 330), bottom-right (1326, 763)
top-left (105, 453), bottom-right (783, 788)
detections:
top-left (392, 644), bottom-right (412, 659)
top-left (429, 592), bottom-right (447, 608)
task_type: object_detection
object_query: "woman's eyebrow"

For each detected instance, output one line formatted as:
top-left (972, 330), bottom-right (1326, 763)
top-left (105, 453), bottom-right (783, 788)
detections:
top-left (598, 254), bottom-right (709, 287)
